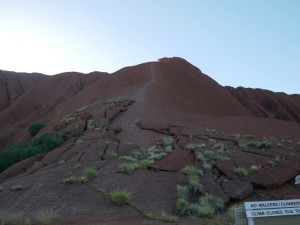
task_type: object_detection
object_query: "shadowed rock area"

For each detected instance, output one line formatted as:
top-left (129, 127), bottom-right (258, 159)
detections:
top-left (0, 57), bottom-right (299, 224)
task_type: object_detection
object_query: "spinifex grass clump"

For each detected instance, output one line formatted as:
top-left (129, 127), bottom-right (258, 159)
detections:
top-left (119, 143), bottom-right (174, 174)
top-left (177, 193), bottom-right (225, 218)
top-left (233, 167), bottom-right (248, 177)
top-left (161, 212), bottom-right (178, 223)
top-left (34, 209), bottom-right (55, 225)
top-left (83, 168), bottom-right (98, 179)
top-left (119, 163), bottom-right (140, 174)
top-left (0, 213), bottom-right (31, 225)
top-left (239, 140), bottom-right (272, 149)
top-left (11, 184), bottom-right (31, 191)
top-left (177, 165), bottom-right (224, 219)
top-left (181, 165), bottom-right (203, 177)
top-left (110, 189), bottom-right (132, 205)
top-left (188, 175), bottom-right (204, 194)
top-left (63, 167), bottom-right (98, 184)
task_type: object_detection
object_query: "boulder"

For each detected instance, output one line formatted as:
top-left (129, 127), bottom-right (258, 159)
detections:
top-left (200, 174), bottom-right (230, 203)
top-left (148, 150), bottom-right (194, 172)
top-left (229, 151), bottom-right (271, 169)
top-left (222, 180), bottom-right (253, 200)
top-left (276, 159), bottom-right (300, 172)
top-left (216, 160), bottom-right (239, 180)
top-left (247, 167), bottom-right (298, 188)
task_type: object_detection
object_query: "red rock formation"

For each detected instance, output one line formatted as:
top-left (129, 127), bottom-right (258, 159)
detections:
top-left (0, 57), bottom-right (299, 224)
top-left (227, 87), bottom-right (300, 123)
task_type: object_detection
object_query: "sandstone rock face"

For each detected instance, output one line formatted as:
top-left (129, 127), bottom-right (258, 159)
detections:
top-left (0, 70), bottom-right (47, 111)
top-left (222, 180), bottom-right (253, 200)
top-left (0, 58), bottom-right (300, 224)
top-left (227, 86), bottom-right (300, 123)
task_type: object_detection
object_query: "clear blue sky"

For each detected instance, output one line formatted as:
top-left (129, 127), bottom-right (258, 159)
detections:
top-left (0, 0), bottom-right (299, 94)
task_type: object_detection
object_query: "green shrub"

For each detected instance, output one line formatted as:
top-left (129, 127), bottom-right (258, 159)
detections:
top-left (194, 204), bottom-right (216, 217)
top-left (200, 193), bottom-right (224, 212)
top-left (87, 119), bottom-right (95, 129)
top-left (233, 167), bottom-right (248, 176)
top-left (132, 150), bottom-right (142, 158)
top-left (186, 143), bottom-right (206, 151)
top-left (110, 189), bottom-right (132, 205)
top-left (28, 133), bottom-right (63, 152)
top-left (0, 142), bottom-right (23, 173)
top-left (239, 140), bottom-right (272, 149)
top-left (119, 163), bottom-right (139, 174)
top-left (188, 176), bottom-right (204, 194)
top-left (63, 176), bottom-right (88, 184)
top-left (76, 105), bottom-right (88, 113)
top-left (58, 160), bottom-right (65, 165)
top-left (83, 168), bottom-right (98, 179)
top-left (143, 211), bottom-right (156, 220)
top-left (148, 152), bottom-right (167, 161)
top-left (161, 212), bottom-right (178, 223)
top-left (75, 139), bottom-right (84, 145)
top-left (28, 122), bottom-right (45, 136)
top-left (139, 159), bottom-right (154, 168)
top-left (11, 184), bottom-right (31, 191)
top-left (269, 156), bottom-right (280, 167)
top-left (196, 152), bottom-right (206, 162)
top-left (165, 145), bottom-right (173, 153)
top-left (203, 162), bottom-right (213, 170)
top-left (177, 193), bottom-right (225, 218)
top-left (104, 96), bottom-right (123, 104)
top-left (63, 117), bottom-right (76, 124)
top-left (177, 198), bottom-right (190, 215)
top-left (34, 209), bottom-right (55, 225)
top-left (213, 143), bottom-right (225, 150)
top-left (176, 185), bottom-right (189, 200)
top-left (73, 163), bottom-right (81, 169)
top-left (181, 165), bottom-right (203, 177)
top-left (63, 168), bottom-right (98, 184)
top-left (203, 150), bottom-right (214, 158)
top-left (0, 213), bottom-right (31, 225)
top-left (163, 136), bottom-right (174, 146)
top-left (119, 155), bottom-right (138, 162)
top-left (186, 193), bottom-right (225, 218)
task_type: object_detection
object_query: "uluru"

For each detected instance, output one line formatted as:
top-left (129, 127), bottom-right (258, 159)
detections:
top-left (0, 57), bottom-right (299, 224)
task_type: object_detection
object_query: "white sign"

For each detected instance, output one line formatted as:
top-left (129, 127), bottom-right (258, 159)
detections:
top-left (245, 199), bottom-right (300, 210)
top-left (246, 207), bottom-right (300, 218)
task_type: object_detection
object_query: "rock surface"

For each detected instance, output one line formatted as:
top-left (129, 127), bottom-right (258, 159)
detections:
top-left (247, 167), bottom-right (299, 188)
top-left (148, 150), bottom-right (195, 172)
top-left (222, 180), bottom-right (253, 200)
top-left (0, 57), bottom-right (299, 224)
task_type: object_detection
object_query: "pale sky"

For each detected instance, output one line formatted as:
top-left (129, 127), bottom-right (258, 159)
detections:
top-left (0, 0), bottom-right (299, 94)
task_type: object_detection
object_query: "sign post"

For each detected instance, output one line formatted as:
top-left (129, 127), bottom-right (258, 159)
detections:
top-left (244, 199), bottom-right (300, 225)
